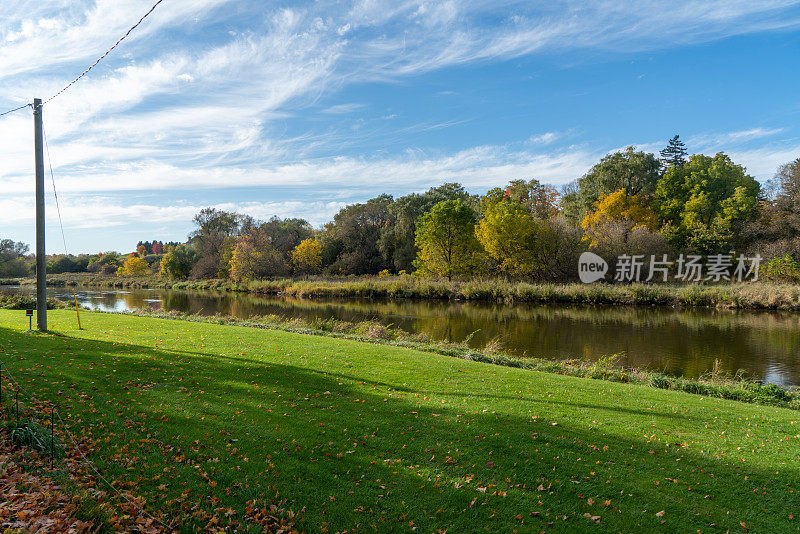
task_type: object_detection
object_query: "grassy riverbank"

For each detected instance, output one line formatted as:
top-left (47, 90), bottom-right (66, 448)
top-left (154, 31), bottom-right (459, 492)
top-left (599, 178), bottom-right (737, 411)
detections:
top-left (1, 310), bottom-right (799, 532)
top-left (17, 272), bottom-right (800, 310)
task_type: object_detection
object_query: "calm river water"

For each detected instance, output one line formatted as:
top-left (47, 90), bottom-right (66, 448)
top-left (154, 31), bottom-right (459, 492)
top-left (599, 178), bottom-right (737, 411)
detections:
top-left (3, 285), bottom-right (800, 386)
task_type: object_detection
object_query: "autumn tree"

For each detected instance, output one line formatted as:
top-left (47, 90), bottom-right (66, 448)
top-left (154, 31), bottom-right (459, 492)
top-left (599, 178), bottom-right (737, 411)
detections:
top-left (560, 147), bottom-right (661, 222)
top-left (228, 228), bottom-right (289, 281)
top-left (581, 189), bottom-right (660, 248)
top-left (761, 158), bottom-right (800, 240)
top-left (504, 179), bottom-right (560, 219)
top-left (117, 255), bottom-right (149, 277)
top-left (291, 238), bottom-right (323, 276)
top-left (475, 199), bottom-right (538, 278)
top-left (159, 244), bottom-right (200, 280)
top-left (414, 200), bottom-right (479, 280)
top-left (152, 241), bottom-right (163, 255)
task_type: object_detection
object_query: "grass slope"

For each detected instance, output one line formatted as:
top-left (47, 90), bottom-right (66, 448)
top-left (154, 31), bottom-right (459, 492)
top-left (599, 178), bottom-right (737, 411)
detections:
top-left (0, 310), bottom-right (798, 533)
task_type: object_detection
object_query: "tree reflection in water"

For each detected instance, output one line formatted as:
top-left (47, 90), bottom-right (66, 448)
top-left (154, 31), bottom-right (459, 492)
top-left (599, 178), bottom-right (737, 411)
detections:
top-left (3, 285), bottom-right (799, 385)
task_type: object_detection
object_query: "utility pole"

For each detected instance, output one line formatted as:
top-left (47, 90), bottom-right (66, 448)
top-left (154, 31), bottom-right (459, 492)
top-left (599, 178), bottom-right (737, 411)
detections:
top-left (33, 98), bottom-right (47, 331)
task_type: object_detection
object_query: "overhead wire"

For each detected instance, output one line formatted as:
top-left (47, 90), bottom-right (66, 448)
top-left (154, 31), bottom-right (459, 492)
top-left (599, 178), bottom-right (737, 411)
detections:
top-left (0, 102), bottom-right (31, 117)
top-left (44, 0), bottom-right (166, 104)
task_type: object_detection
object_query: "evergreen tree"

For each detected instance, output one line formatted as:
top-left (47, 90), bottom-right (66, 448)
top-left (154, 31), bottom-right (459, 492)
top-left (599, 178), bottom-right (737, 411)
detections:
top-left (660, 135), bottom-right (688, 171)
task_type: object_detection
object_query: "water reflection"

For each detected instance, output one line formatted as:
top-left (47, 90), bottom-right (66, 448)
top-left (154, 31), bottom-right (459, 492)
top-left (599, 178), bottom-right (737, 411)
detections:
top-left (2, 285), bottom-right (799, 385)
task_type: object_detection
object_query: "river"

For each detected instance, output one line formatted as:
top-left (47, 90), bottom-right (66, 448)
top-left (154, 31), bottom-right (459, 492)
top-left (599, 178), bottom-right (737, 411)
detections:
top-left (3, 285), bottom-right (799, 386)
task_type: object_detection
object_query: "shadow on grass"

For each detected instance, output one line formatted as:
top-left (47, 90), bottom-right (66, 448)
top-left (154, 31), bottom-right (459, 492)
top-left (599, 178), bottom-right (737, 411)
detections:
top-left (0, 324), bottom-right (798, 533)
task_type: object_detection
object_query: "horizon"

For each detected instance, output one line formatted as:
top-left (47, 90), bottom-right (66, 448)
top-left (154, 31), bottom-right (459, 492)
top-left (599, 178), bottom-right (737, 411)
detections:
top-left (2, 1), bottom-right (800, 254)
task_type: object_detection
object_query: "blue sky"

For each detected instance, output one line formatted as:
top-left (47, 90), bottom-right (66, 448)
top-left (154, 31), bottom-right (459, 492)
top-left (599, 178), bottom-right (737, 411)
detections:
top-left (1, 0), bottom-right (800, 253)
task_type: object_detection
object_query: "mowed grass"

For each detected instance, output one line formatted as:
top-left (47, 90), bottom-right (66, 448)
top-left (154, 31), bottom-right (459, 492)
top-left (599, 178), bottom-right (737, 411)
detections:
top-left (0, 310), bottom-right (798, 533)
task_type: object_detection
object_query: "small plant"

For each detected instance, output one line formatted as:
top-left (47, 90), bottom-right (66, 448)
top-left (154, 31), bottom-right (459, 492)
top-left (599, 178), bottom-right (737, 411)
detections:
top-left (4, 419), bottom-right (61, 457)
top-left (650, 373), bottom-right (671, 389)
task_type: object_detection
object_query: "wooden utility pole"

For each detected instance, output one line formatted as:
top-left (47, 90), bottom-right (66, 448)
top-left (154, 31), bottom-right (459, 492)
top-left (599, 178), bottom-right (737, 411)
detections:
top-left (33, 98), bottom-right (46, 331)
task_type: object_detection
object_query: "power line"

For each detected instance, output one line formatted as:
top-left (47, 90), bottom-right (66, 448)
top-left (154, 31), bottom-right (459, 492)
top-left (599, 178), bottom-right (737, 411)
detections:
top-left (0, 102), bottom-right (31, 117)
top-left (42, 122), bottom-right (69, 255)
top-left (44, 0), bottom-right (167, 104)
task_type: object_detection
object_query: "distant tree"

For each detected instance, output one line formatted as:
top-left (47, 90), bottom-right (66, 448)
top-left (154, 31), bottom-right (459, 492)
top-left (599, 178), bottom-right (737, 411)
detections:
top-left (379, 183), bottom-right (475, 273)
top-left (259, 217), bottom-right (313, 256)
top-left (151, 241), bottom-right (163, 255)
top-left (189, 208), bottom-right (253, 278)
top-left (560, 147), bottom-right (661, 222)
top-left (291, 238), bottom-right (323, 277)
top-left (414, 200), bottom-right (479, 280)
top-left (159, 244), bottom-right (200, 280)
top-left (88, 251), bottom-right (122, 275)
top-left (655, 153), bottom-right (761, 254)
top-left (475, 199), bottom-right (537, 278)
top-left (47, 255), bottom-right (84, 274)
top-left (137, 244), bottom-right (147, 256)
top-left (0, 239), bottom-right (29, 260)
top-left (659, 135), bottom-right (688, 172)
top-left (328, 195), bottom-right (394, 275)
top-left (0, 239), bottom-right (31, 277)
top-left (228, 228), bottom-right (289, 281)
top-left (761, 158), bottom-right (800, 240)
top-left (581, 189), bottom-right (659, 248)
top-left (503, 179), bottom-right (560, 219)
top-left (117, 255), bottom-right (149, 277)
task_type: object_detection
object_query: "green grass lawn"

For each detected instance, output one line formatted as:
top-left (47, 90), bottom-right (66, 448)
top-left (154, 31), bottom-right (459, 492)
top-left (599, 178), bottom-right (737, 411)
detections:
top-left (0, 310), bottom-right (798, 533)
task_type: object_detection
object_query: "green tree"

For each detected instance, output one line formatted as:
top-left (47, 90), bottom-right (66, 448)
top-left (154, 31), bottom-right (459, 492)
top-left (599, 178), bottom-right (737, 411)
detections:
top-left (0, 239), bottom-right (31, 277)
top-left (414, 200), bottom-right (479, 280)
top-left (659, 134), bottom-right (688, 172)
top-left (561, 147), bottom-right (661, 222)
top-left (655, 153), bottom-right (761, 254)
top-left (189, 208), bottom-right (253, 278)
top-left (379, 183), bottom-right (475, 272)
top-left (88, 251), bottom-right (122, 275)
top-left (328, 195), bottom-right (394, 275)
top-left (159, 244), bottom-right (200, 280)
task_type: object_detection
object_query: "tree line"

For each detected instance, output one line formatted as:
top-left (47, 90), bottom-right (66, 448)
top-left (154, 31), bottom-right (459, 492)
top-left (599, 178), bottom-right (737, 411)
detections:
top-left (2, 136), bottom-right (799, 283)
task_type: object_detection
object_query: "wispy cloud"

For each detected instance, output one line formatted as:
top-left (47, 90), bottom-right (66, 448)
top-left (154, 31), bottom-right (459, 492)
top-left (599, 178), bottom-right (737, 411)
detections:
top-left (1, 0), bottom-right (799, 251)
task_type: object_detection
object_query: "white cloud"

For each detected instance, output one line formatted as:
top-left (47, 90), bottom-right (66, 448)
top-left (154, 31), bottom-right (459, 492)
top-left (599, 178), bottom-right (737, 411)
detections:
top-left (2, 0), bottom-right (800, 251)
top-left (0, 195), bottom-right (349, 229)
top-left (690, 127), bottom-right (786, 149)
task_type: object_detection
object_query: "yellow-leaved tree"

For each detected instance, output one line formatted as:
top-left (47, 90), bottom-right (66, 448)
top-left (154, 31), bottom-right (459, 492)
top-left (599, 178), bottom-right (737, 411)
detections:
top-left (291, 238), bottom-right (323, 277)
top-left (475, 198), bottom-right (538, 277)
top-left (581, 189), bottom-right (659, 248)
top-left (116, 255), bottom-right (149, 277)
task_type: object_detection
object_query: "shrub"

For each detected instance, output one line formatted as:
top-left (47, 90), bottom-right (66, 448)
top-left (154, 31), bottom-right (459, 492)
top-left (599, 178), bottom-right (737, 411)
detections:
top-left (763, 254), bottom-right (800, 283)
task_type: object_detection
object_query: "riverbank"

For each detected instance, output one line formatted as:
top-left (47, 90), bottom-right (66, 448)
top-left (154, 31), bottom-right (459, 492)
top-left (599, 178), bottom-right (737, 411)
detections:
top-left (1, 310), bottom-right (799, 531)
top-left (128, 308), bottom-right (800, 409)
top-left (14, 272), bottom-right (800, 310)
